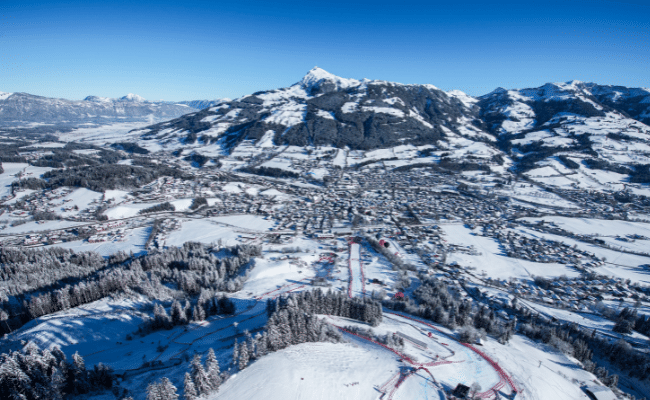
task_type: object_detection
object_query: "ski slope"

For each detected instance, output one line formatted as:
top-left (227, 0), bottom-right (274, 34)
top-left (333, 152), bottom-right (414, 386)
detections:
top-left (214, 342), bottom-right (400, 400)
top-left (348, 242), bottom-right (365, 297)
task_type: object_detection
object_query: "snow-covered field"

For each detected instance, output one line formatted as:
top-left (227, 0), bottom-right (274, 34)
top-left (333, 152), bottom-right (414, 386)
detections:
top-left (211, 215), bottom-right (276, 231)
top-left (521, 216), bottom-right (650, 238)
top-left (45, 226), bottom-right (150, 256)
top-left (56, 122), bottom-right (153, 144)
top-left (0, 162), bottom-right (29, 199)
top-left (105, 203), bottom-right (161, 219)
top-left (166, 219), bottom-right (243, 247)
top-left (214, 342), bottom-right (399, 400)
top-left (57, 188), bottom-right (103, 218)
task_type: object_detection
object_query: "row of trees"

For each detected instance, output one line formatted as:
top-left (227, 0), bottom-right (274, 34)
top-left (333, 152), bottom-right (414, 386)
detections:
top-left (518, 317), bottom-right (621, 388)
top-left (239, 166), bottom-right (300, 179)
top-left (385, 276), bottom-right (516, 344)
top-left (0, 343), bottom-right (114, 400)
top-left (0, 242), bottom-right (261, 335)
top-left (145, 289), bottom-right (376, 400)
top-left (265, 288), bottom-right (383, 327)
top-left (341, 325), bottom-right (405, 351)
top-left (12, 164), bottom-right (192, 192)
top-left (189, 197), bottom-right (207, 210)
top-left (142, 295), bottom-right (235, 334)
top-left (236, 290), bottom-right (384, 372)
top-left (139, 202), bottom-right (175, 214)
top-left (613, 307), bottom-right (650, 336)
top-left (143, 349), bottom-right (224, 400)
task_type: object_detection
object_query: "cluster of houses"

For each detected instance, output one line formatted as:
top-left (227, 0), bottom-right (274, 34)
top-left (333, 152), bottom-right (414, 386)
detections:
top-left (18, 220), bottom-right (128, 247)
top-left (7, 186), bottom-right (106, 222)
top-left (483, 275), bottom-right (649, 311)
top-left (487, 229), bottom-right (599, 265)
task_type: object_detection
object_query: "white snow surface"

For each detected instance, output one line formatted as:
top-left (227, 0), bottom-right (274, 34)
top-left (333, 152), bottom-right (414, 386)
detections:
top-left (300, 67), bottom-right (361, 91)
top-left (211, 215), bottom-right (275, 231)
top-left (214, 342), bottom-right (398, 400)
top-left (447, 89), bottom-right (478, 108)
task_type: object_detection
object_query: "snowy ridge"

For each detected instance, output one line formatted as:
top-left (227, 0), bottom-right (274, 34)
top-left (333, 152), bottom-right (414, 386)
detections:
top-left (0, 92), bottom-right (212, 126)
top-left (300, 67), bottom-right (361, 93)
top-left (447, 89), bottom-right (478, 108)
top-left (120, 93), bottom-right (146, 102)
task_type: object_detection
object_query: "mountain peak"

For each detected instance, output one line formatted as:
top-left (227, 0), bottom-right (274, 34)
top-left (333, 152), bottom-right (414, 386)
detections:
top-left (300, 67), bottom-right (360, 93)
top-left (84, 95), bottom-right (111, 102)
top-left (120, 93), bottom-right (146, 102)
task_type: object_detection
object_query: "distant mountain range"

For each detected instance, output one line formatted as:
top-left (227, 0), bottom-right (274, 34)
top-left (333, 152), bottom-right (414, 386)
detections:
top-left (4, 69), bottom-right (650, 180)
top-left (0, 91), bottom-right (228, 126)
top-left (130, 68), bottom-right (650, 178)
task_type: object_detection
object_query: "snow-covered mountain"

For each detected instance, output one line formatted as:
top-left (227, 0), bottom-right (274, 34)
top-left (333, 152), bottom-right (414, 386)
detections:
top-left (132, 68), bottom-right (650, 187)
top-left (0, 92), bottom-right (203, 126)
top-left (5, 70), bottom-right (650, 185)
top-left (477, 81), bottom-right (650, 182)
top-left (136, 67), bottom-right (494, 152)
top-left (174, 98), bottom-right (232, 110)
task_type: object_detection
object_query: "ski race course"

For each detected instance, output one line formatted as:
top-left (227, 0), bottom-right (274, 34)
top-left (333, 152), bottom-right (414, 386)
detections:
top-left (337, 241), bottom-right (518, 399)
top-left (324, 310), bottom-right (518, 400)
top-left (348, 242), bottom-right (365, 298)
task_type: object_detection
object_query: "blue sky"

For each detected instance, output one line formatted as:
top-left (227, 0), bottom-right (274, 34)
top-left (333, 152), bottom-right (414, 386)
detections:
top-left (1, 0), bottom-right (648, 100)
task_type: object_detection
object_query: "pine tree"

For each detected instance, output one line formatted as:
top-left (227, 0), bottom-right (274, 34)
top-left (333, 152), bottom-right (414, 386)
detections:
top-left (192, 305), bottom-right (205, 322)
top-left (184, 301), bottom-right (192, 322)
top-left (171, 300), bottom-right (187, 325)
top-left (205, 348), bottom-right (221, 390)
top-left (254, 332), bottom-right (266, 357)
top-left (190, 354), bottom-right (212, 395)
top-left (2, 353), bottom-right (32, 397)
top-left (147, 381), bottom-right (162, 400)
top-left (232, 339), bottom-right (239, 366)
top-left (238, 343), bottom-right (249, 370)
top-left (0, 310), bottom-right (11, 333)
top-left (159, 377), bottom-right (179, 400)
top-left (245, 330), bottom-right (256, 360)
top-left (71, 351), bottom-right (89, 394)
top-left (183, 372), bottom-right (197, 400)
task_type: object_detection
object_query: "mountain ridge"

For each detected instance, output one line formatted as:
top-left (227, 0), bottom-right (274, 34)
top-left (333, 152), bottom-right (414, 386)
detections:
top-left (0, 92), bottom-right (224, 127)
top-left (125, 68), bottom-right (650, 187)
